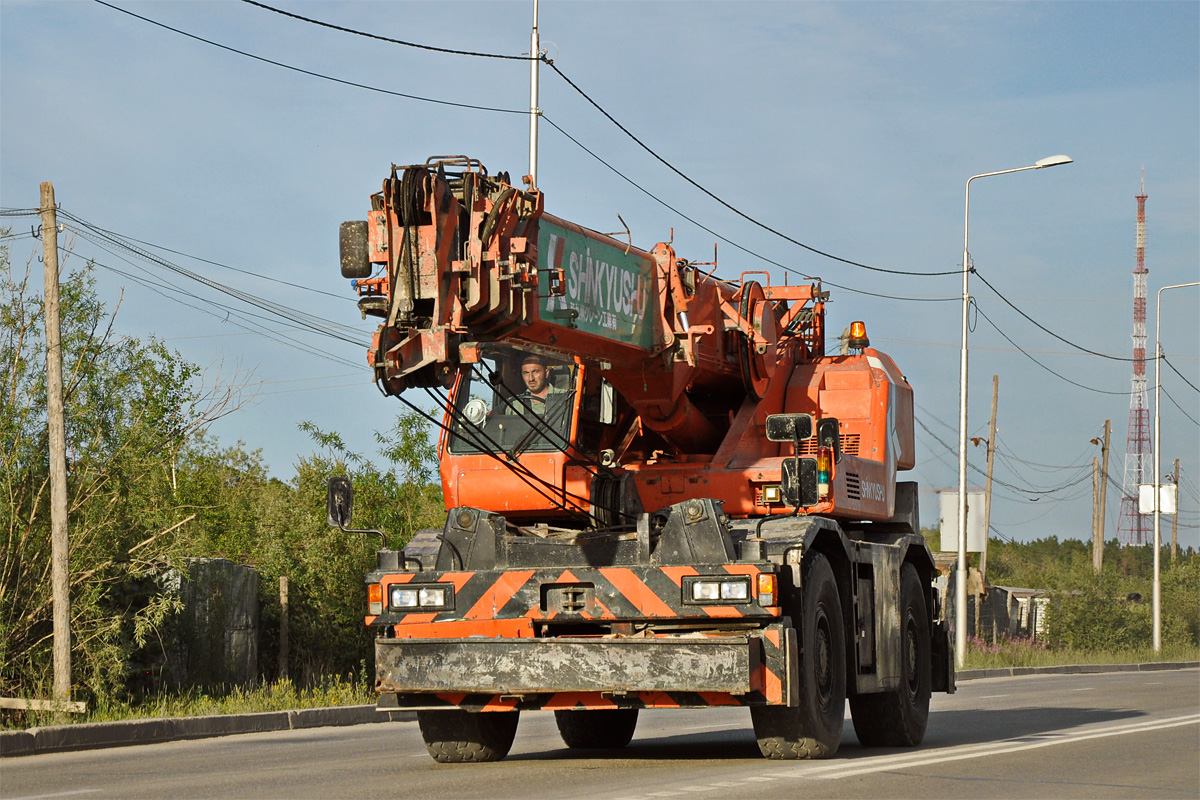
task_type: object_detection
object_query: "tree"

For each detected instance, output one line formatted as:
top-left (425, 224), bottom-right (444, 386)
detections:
top-left (1, 244), bottom-right (240, 704)
top-left (251, 416), bottom-right (443, 684)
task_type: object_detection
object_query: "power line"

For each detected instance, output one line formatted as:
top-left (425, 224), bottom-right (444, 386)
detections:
top-left (59, 210), bottom-right (368, 346)
top-left (973, 304), bottom-right (1128, 395)
top-left (240, 0), bottom-right (532, 61)
top-left (914, 414), bottom-right (1093, 498)
top-left (993, 440), bottom-right (1095, 473)
top-left (93, 0), bottom-right (525, 115)
top-left (10, 204), bottom-right (375, 370)
top-left (74, 219), bottom-right (352, 302)
top-left (232, 0), bottom-right (959, 279)
top-left (87, 3), bottom-right (959, 302)
top-left (1162, 353), bottom-right (1200, 394)
top-left (542, 61), bottom-right (958, 278)
top-left (544, 118), bottom-right (955, 303)
top-left (1161, 384), bottom-right (1200, 428)
top-left (83, 249), bottom-right (367, 370)
top-left (973, 269), bottom-right (1133, 362)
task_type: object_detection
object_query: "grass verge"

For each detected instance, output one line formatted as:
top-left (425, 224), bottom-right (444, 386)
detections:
top-left (963, 636), bottom-right (1200, 670)
top-left (6, 645), bottom-right (1197, 730)
top-left (4, 676), bottom-right (374, 730)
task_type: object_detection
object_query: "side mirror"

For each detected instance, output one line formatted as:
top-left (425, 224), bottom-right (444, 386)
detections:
top-left (817, 417), bottom-right (842, 463)
top-left (780, 457), bottom-right (820, 507)
top-left (339, 220), bottom-right (371, 279)
top-left (765, 413), bottom-right (814, 443)
top-left (599, 379), bottom-right (616, 425)
top-left (327, 476), bottom-right (353, 528)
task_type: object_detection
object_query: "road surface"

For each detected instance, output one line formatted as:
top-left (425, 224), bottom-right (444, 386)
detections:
top-left (4, 669), bottom-right (1197, 799)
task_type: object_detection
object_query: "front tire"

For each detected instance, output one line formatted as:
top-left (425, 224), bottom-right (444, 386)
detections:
top-left (849, 563), bottom-right (931, 746)
top-left (751, 552), bottom-right (846, 759)
top-left (554, 709), bottom-right (639, 749)
top-left (417, 709), bottom-right (520, 763)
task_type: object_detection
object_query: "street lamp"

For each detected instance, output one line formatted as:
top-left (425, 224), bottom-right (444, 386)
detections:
top-left (956, 155), bottom-right (1072, 668)
top-left (1152, 281), bottom-right (1199, 651)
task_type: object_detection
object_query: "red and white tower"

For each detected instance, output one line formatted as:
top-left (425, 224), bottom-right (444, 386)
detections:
top-left (1117, 176), bottom-right (1152, 545)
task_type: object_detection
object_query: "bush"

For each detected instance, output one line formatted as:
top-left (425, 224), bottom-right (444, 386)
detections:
top-left (1046, 575), bottom-right (1153, 650)
top-left (1161, 557), bottom-right (1200, 646)
top-left (1, 238), bottom-right (444, 708)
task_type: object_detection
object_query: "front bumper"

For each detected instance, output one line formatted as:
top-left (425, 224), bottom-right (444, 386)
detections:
top-left (375, 626), bottom-right (796, 708)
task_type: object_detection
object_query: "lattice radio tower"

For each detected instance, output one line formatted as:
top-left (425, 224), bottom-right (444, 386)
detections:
top-left (1117, 176), bottom-right (1152, 545)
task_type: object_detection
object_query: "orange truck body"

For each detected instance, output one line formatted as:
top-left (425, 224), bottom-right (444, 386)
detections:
top-left (333, 157), bottom-right (952, 762)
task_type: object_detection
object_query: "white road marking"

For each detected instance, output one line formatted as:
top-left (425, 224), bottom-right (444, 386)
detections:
top-left (977, 694), bottom-right (1009, 698)
top-left (8, 792), bottom-right (100, 800)
top-left (677, 722), bottom-right (740, 731)
top-left (1070, 687), bottom-right (1094, 691)
top-left (785, 713), bottom-right (1200, 781)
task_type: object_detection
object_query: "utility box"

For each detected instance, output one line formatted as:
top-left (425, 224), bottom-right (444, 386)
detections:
top-left (163, 558), bottom-right (260, 689)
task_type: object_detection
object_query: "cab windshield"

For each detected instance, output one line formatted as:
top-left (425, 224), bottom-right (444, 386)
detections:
top-left (447, 346), bottom-right (576, 455)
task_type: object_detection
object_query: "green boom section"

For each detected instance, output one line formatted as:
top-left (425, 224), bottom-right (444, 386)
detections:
top-left (536, 218), bottom-right (656, 350)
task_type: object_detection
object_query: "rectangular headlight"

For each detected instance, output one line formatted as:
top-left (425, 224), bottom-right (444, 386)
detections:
top-left (418, 587), bottom-right (447, 607)
top-left (388, 584), bottom-right (454, 611)
top-left (686, 577), bottom-right (751, 605)
top-left (390, 587), bottom-right (419, 608)
top-left (720, 580), bottom-right (748, 601)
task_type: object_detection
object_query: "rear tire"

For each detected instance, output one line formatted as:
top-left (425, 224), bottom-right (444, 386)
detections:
top-left (554, 709), bottom-right (639, 749)
top-left (751, 552), bottom-right (845, 759)
top-left (417, 709), bottom-right (520, 763)
top-left (849, 563), bottom-right (931, 747)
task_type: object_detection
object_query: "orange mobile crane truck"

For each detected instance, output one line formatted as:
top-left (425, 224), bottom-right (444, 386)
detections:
top-left (328, 156), bottom-right (954, 763)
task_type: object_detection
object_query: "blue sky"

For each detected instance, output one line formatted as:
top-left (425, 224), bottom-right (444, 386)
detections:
top-left (2, 1), bottom-right (1197, 549)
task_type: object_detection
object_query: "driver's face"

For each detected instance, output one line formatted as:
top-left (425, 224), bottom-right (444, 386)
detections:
top-left (522, 363), bottom-right (547, 395)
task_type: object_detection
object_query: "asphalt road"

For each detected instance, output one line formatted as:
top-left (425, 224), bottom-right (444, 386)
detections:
top-left (4, 669), bottom-right (1197, 800)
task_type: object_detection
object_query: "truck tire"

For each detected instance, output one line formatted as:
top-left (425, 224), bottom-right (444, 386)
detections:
top-left (554, 709), bottom-right (639, 749)
top-left (416, 709), bottom-right (520, 763)
top-left (751, 552), bottom-right (845, 759)
top-left (849, 563), bottom-right (931, 747)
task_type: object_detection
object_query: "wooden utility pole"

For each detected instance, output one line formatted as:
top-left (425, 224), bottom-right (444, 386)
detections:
top-left (1171, 459), bottom-right (1180, 563)
top-left (1092, 456), bottom-right (1101, 572)
top-left (41, 182), bottom-right (71, 708)
top-left (979, 375), bottom-right (998, 582)
top-left (278, 576), bottom-right (289, 681)
top-left (1095, 420), bottom-right (1110, 573)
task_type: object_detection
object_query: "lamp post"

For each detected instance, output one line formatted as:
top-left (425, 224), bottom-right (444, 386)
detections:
top-left (528, 0), bottom-right (541, 190)
top-left (957, 155), bottom-right (1072, 668)
top-left (1152, 281), bottom-right (1199, 651)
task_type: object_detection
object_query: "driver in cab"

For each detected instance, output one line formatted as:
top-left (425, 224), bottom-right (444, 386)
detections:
top-left (519, 353), bottom-right (562, 416)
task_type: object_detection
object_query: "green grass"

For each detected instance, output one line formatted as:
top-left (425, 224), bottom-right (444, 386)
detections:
top-left (5, 676), bottom-right (375, 730)
top-left (7, 644), bottom-right (1196, 730)
top-left (962, 636), bottom-right (1200, 671)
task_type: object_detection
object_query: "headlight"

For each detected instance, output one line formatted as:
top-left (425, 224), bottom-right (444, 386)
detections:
top-left (686, 577), bottom-right (751, 605)
top-left (389, 584), bottom-right (454, 610)
top-left (390, 587), bottom-right (419, 608)
top-left (720, 581), bottom-right (749, 601)
top-left (418, 587), bottom-right (447, 607)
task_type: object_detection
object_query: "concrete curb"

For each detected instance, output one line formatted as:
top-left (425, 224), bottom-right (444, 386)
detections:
top-left (4, 662), bottom-right (1197, 758)
top-left (956, 660), bottom-right (1198, 681)
top-left (1, 705), bottom-right (414, 758)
